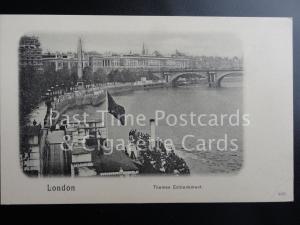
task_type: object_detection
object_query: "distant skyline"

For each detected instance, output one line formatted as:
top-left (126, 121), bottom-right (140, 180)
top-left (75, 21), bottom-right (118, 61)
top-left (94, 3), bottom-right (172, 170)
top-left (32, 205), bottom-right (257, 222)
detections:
top-left (33, 32), bottom-right (242, 58)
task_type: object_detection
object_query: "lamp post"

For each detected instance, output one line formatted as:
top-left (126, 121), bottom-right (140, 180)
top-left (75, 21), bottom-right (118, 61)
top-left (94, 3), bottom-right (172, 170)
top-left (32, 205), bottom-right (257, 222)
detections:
top-left (46, 89), bottom-right (51, 106)
top-left (61, 83), bottom-right (65, 95)
top-left (55, 84), bottom-right (59, 96)
top-left (47, 89), bottom-right (51, 100)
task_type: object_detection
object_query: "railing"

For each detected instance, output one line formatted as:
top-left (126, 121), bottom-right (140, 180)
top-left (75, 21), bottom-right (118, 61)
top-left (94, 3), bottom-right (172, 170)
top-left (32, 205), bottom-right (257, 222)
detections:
top-left (151, 67), bottom-right (243, 73)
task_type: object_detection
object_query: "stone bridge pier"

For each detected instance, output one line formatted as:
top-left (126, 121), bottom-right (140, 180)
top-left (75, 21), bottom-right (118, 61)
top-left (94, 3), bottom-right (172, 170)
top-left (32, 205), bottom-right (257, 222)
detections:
top-left (207, 72), bottom-right (217, 88)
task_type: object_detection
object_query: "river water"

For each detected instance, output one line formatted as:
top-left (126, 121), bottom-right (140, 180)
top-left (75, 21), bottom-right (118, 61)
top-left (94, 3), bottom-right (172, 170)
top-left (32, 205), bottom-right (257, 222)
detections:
top-left (65, 77), bottom-right (243, 174)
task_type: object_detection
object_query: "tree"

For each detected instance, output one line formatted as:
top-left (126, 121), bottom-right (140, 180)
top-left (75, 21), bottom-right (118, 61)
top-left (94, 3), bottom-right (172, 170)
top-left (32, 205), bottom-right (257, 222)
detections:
top-left (146, 71), bottom-right (159, 81)
top-left (57, 67), bottom-right (71, 85)
top-left (107, 69), bottom-right (118, 83)
top-left (20, 63), bottom-right (75, 127)
top-left (93, 68), bottom-right (107, 84)
top-left (19, 65), bottom-right (45, 126)
top-left (123, 69), bottom-right (138, 82)
top-left (70, 71), bottom-right (78, 85)
top-left (83, 66), bottom-right (93, 83)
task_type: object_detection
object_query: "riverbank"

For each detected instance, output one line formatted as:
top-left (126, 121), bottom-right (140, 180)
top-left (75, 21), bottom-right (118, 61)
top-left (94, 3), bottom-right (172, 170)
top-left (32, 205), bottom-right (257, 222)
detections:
top-left (28, 80), bottom-right (166, 127)
top-left (53, 81), bottom-right (166, 116)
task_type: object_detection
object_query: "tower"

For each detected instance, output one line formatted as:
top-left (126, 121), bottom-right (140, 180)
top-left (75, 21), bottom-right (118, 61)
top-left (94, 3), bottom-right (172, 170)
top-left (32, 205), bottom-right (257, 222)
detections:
top-left (142, 42), bottom-right (146, 55)
top-left (77, 38), bottom-right (83, 81)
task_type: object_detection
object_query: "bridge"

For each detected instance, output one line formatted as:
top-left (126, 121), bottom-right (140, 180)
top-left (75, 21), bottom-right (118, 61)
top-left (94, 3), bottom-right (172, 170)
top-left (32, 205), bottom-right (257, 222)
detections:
top-left (153, 68), bottom-right (243, 87)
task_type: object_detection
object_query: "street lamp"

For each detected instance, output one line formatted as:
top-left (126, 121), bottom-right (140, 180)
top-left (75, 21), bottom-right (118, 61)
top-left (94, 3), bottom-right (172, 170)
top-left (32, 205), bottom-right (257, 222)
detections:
top-left (55, 84), bottom-right (59, 96)
top-left (61, 83), bottom-right (65, 94)
top-left (44, 92), bottom-right (49, 102)
top-left (50, 86), bottom-right (54, 100)
top-left (47, 90), bottom-right (50, 101)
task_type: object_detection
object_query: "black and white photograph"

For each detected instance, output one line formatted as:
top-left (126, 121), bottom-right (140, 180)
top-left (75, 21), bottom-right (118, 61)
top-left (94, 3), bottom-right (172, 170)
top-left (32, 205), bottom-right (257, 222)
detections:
top-left (19, 32), bottom-right (243, 177)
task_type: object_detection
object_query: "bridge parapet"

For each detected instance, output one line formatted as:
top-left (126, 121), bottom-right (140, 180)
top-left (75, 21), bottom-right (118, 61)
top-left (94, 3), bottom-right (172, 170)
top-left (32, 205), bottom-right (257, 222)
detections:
top-left (160, 69), bottom-right (243, 87)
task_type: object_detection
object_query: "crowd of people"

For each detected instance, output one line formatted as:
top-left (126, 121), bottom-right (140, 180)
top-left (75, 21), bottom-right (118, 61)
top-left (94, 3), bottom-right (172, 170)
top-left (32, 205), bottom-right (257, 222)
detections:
top-left (128, 129), bottom-right (190, 175)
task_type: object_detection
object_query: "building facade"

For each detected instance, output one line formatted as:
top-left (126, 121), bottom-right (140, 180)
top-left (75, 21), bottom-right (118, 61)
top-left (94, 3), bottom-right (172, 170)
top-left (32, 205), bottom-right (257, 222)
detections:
top-left (41, 41), bottom-right (243, 73)
top-left (42, 52), bottom-right (89, 71)
top-left (21, 125), bottom-right (42, 176)
top-left (19, 36), bottom-right (43, 71)
top-left (88, 53), bottom-right (199, 73)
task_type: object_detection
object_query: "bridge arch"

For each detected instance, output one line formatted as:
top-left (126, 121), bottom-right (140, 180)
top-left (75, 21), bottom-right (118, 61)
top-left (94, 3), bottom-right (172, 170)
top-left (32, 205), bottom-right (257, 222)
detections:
top-left (168, 72), bottom-right (207, 85)
top-left (216, 72), bottom-right (243, 87)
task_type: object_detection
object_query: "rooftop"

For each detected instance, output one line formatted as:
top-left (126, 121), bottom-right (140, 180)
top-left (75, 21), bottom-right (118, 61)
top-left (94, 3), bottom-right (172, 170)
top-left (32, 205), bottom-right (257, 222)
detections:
top-left (23, 125), bottom-right (41, 136)
top-left (46, 130), bottom-right (65, 144)
top-left (92, 148), bottom-right (138, 173)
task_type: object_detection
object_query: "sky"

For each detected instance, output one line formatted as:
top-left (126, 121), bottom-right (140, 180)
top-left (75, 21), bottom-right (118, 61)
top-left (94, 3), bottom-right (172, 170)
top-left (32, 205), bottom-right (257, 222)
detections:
top-left (34, 32), bottom-right (242, 58)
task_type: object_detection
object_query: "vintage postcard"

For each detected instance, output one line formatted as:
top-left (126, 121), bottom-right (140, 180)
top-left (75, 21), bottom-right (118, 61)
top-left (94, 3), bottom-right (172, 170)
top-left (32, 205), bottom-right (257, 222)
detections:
top-left (0, 15), bottom-right (293, 204)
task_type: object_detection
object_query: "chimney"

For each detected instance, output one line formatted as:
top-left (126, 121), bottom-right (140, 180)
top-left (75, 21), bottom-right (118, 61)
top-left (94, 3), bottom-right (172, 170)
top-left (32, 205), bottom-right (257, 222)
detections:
top-left (149, 119), bottom-right (156, 150)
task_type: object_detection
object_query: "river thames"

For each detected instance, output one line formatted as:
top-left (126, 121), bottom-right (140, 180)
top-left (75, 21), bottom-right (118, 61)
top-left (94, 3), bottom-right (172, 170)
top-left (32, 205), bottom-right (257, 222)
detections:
top-left (65, 77), bottom-right (243, 174)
